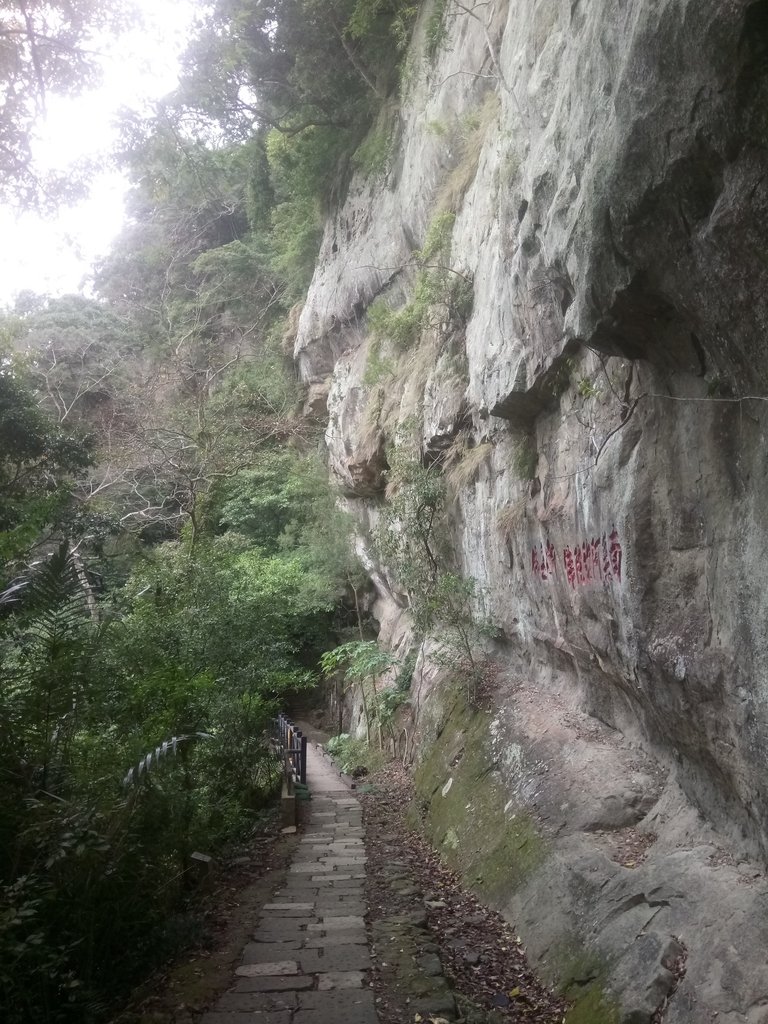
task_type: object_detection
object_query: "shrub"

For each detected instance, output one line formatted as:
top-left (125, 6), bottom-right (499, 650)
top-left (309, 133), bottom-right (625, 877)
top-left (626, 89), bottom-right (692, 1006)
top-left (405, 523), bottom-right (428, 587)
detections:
top-left (325, 734), bottom-right (385, 775)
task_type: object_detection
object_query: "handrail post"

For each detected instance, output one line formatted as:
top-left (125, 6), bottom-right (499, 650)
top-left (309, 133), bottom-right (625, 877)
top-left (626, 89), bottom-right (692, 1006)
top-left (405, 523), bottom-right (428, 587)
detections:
top-left (299, 733), bottom-right (307, 785)
top-left (295, 729), bottom-right (303, 784)
top-left (271, 713), bottom-right (308, 811)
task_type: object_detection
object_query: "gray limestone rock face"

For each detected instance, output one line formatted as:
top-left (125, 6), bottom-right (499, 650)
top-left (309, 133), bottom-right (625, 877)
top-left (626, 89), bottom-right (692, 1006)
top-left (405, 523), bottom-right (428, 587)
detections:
top-left (295, 0), bottom-right (768, 1019)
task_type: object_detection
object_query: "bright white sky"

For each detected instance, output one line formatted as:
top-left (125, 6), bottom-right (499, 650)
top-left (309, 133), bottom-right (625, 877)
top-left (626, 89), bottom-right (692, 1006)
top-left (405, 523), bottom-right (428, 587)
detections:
top-left (0, 0), bottom-right (200, 307)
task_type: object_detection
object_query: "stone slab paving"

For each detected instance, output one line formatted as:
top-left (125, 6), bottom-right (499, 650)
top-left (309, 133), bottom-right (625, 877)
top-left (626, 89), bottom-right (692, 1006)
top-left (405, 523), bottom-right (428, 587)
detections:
top-left (202, 744), bottom-right (379, 1024)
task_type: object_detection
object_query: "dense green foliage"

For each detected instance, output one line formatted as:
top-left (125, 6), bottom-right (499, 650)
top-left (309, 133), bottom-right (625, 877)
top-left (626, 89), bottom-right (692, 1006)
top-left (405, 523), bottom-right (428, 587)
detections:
top-left (0, 368), bottom-right (92, 561)
top-left (164, 0), bottom-right (418, 295)
top-left (0, 370), bottom-right (349, 1022)
top-left (325, 731), bottom-right (386, 774)
top-left (176, 0), bottom-right (414, 136)
top-left (321, 639), bottom-right (399, 744)
top-left (0, 1), bottom-right (433, 1018)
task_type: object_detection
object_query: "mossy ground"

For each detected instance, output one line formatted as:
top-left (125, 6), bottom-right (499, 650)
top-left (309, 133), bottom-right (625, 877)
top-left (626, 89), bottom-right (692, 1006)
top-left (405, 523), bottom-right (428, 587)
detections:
top-left (551, 945), bottom-right (621, 1024)
top-left (563, 987), bottom-right (620, 1024)
top-left (411, 695), bottom-right (546, 903)
top-left (363, 760), bottom-right (566, 1024)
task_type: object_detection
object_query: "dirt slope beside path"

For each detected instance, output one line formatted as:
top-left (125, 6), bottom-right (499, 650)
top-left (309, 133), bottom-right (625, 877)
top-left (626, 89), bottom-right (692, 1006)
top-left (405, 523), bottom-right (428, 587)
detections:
top-left (360, 762), bottom-right (567, 1024)
top-left (110, 829), bottom-right (299, 1024)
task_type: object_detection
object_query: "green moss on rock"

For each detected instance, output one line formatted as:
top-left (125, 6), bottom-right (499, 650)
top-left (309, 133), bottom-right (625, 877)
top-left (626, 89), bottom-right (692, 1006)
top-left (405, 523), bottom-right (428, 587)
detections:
top-left (550, 945), bottom-right (621, 1024)
top-left (563, 987), bottom-right (620, 1024)
top-left (412, 696), bottom-right (547, 903)
top-left (412, 696), bottom-right (619, 1021)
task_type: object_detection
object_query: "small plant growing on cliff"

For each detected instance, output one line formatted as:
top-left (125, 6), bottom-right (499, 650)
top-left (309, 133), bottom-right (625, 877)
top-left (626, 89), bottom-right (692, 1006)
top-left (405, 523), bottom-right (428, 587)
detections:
top-left (425, 0), bottom-right (449, 58)
top-left (444, 434), bottom-right (493, 493)
top-left (577, 376), bottom-right (601, 399)
top-left (420, 210), bottom-right (455, 261)
top-left (375, 441), bottom-right (489, 704)
top-left (363, 338), bottom-right (395, 386)
top-left (513, 436), bottom-right (538, 480)
top-left (436, 92), bottom-right (500, 214)
top-left (352, 98), bottom-right (401, 179)
top-left (368, 282), bottom-right (436, 349)
top-left (496, 498), bottom-right (527, 541)
top-left (376, 439), bottom-right (447, 589)
top-left (367, 212), bottom-right (471, 350)
top-left (446, 273), bottom-right (475, 324)
top-left (705, 374), bottom-right (732, 397)
top-left (547, 356), bottom-right (575, 400)
top-left (352, 127), bottom-right (392, 177)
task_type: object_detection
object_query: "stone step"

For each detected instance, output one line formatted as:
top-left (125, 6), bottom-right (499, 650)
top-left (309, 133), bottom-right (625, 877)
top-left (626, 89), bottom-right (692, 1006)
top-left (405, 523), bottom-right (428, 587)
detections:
top-left (202, 740), bottom-right (382, 1022)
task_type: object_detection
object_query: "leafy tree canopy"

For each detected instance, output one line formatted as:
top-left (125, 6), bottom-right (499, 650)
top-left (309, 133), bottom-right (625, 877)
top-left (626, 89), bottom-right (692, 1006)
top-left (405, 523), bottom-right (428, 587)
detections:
top-left (175, 0), bottom-right (411, 139)
top-left (0, 0), bottom-right (131, 208)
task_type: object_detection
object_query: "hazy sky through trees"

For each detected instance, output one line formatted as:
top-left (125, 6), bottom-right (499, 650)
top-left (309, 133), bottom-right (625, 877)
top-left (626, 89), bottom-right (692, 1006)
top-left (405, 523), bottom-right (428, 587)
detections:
top-left (0, 0), bottom-right (198, 305)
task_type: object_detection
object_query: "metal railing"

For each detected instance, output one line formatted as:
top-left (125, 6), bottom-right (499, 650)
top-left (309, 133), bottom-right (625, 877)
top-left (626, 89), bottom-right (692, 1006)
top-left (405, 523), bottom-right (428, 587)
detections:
top-left (271, 713), bottom-right (307, 786)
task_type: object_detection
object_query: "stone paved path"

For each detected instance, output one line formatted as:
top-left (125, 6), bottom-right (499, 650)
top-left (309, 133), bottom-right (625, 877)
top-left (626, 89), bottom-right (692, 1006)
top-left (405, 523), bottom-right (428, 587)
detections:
top-left (202, 743), bottom-right (378, 1024)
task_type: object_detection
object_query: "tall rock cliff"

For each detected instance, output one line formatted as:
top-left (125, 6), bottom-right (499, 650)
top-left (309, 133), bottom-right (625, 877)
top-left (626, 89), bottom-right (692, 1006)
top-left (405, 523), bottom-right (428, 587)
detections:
top-left (295, 1), bottom-right (768, 1020)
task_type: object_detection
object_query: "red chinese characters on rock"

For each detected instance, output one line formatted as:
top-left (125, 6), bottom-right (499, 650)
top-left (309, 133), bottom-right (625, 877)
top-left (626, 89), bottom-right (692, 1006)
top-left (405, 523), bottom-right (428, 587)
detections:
top-left (531, 541), bottom-right (558, 581)
top-left (609, 527), bottom-right (622, 581)
top-left (563, 546), bottom-right (575, 588)
top-left (530, 528), bottom-right (623, 588)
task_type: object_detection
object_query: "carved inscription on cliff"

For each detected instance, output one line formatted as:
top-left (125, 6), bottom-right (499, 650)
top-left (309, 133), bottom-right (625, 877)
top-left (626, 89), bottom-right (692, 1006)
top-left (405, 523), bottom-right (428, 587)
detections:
top-left (531, 528), bottom-right (623, 588)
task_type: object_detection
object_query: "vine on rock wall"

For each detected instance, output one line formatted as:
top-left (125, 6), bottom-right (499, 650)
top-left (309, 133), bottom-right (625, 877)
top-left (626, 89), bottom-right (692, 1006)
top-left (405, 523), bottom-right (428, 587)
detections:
top-left (374, 435), bottom-right (490, 704)
top-left (366, 211), bottom-right (473, 352)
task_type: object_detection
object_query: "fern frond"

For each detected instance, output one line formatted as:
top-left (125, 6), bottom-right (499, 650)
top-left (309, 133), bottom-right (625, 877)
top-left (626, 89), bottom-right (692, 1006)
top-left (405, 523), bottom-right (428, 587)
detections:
top-left (24, 543), bottom-right (84, 612)
top-left (122, 732), bottom-right (214, 788)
